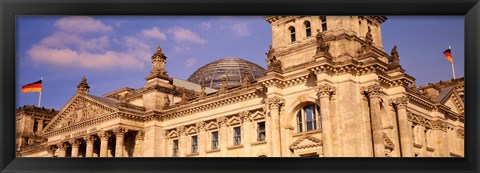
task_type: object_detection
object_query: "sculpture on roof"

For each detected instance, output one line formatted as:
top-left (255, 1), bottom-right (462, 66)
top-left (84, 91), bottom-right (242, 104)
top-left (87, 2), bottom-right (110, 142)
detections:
top-left (390, 45), bottom-right (400, 67)
top-left (219, 76), bottom-right (228, 93)
top-left (241, 70), bottom-right (250, 87)
top-left (265, 45), bottom-right (282, 72)
top-left (315, 29), bottom-right (330, 55)
top-left (360, 26), bottom-right (374, 53)
top-left (149, 45), bottom-right (169, 77)
top-left (77, 76), bottom-right (90, 94)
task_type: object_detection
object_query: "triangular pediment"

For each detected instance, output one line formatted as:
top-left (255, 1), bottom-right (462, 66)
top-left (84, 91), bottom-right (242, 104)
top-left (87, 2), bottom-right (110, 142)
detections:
top-left (42, 93), bottom-right (118, 134)
top-left (250, 111), bottom-right (266, 120)
top-left (440, 89), bottom-right (464, 115)
top-left (227, 116), bottom-right (241, 126)
top-left (289, 135), bottom-right (322, 150)
top-left (206, 121), bottom-right (218, 130)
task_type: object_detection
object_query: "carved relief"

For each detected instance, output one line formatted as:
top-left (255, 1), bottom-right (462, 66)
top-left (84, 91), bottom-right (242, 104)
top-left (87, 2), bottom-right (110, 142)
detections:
top-left (239, 111), bottom-right (252, 122)
top-left (389, 96), bottom-right (408, 109)
top-left (361, 84), bottom-right (382, 98)
top-left (315, 84), bottom-right (336, 98)
top-left (216, 117), bottom-right (228, 127)
top-left (289, 135), bottom-right (323, 150)
top-left (265, 97), bottom-right (285, 110)
top-left (195, 122), bottom-right (206, 131)
top-left (56, 97), bottom-right (110, 129)
top-left (177, 126), bottom-right (187, 136)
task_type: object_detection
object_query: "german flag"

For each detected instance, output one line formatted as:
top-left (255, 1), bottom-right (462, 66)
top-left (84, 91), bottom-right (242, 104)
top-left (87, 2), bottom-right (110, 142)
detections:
top-left (443, 49), bottom-right (453, 63)
top-left (21, 80), bottom-right (42, 93)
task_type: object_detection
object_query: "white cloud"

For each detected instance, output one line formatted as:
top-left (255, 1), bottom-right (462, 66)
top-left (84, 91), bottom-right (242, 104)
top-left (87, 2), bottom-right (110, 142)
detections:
top-left (173, 45), bottom-right (191, 53)
top-left (141, 27), bottom-right (167, 40)
top-left (185, 58), bottom-right (196, 68)
top-left (231, 23), bottom-right (251, 36)
top-left (40, 32), bottom-right (109, 51)
top-left (55, 16), bottom-right (112, 33)
top-left (199, 22), bottom-right (212, 30)
top-left (168, 27), bottom-right (207, 44)
top-left (27, 45), bottom-right (144, 69)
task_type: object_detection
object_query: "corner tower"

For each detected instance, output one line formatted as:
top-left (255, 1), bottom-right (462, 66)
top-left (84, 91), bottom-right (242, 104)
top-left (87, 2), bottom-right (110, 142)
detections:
top-left (264, 16), bottom-right (388, 69)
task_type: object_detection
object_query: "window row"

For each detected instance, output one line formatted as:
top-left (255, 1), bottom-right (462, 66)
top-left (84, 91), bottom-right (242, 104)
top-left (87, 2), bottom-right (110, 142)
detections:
top-left (288, 17), bottom-right (327, 43)
top-left (172, 122), bottom-right (266, 156)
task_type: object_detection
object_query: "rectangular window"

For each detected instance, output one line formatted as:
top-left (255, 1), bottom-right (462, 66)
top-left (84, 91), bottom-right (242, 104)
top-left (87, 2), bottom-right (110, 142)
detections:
top-left (191, 135), bottom-right (198, 153)
top-left (321, 16), bottom-right (328, 32)
top-left (234, 127), bottom-right (241, 145)
top-left (172, 139), bottom-right (179, 156)
top-left (297, 112), bottom-right (303, 132)
top-left (305, 106), bottom-right (317, 131)
top-left (257, 122), bottom-right (266, 141)
top-left (211, 131), bottom-right (218, 150)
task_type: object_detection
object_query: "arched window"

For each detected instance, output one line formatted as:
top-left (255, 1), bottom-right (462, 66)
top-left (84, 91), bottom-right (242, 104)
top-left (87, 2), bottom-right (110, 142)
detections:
top-left (304, 21), bottom-right (312, 37)
top-left (289, 26), bottom-right (296, 42)
top-left (296, 104), bottom-right (321, 132)
top-left (320, 16), bottom-right (327, 32)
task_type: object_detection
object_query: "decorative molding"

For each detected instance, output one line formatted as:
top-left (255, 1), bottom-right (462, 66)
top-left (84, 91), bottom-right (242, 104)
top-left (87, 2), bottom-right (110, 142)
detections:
top-left (289, 135), bottom-right (323, 150)
top-left (361, 84), bottom-right (382, 98)
top-left (265, 97), bottom-right (285, 110)
top-left (315, 84), bottom-right (336, 98)
top-left (389, 96), bottom-right (408, 109)
top-left (239, 111), bottom-right (252, 122)
top-left (113, 127), bottom-right (128, 137)
top-left (97, 131), bottom-right (111, 141)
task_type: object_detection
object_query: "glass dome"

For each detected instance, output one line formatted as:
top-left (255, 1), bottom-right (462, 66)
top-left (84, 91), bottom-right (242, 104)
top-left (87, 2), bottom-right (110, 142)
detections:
top-left (187, 58), bottom-right (266, 90)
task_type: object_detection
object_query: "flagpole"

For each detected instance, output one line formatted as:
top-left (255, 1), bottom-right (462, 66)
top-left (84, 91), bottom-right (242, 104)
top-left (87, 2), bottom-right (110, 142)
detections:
top-left (449, 45), bottom-right (456, 79)
top-left (38, 77), bottom-right (43, 107)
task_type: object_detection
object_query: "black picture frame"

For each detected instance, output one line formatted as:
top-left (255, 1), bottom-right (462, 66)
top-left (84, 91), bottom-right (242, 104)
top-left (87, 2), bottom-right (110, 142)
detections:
top-left (1, 0), bottom-right (479, 173)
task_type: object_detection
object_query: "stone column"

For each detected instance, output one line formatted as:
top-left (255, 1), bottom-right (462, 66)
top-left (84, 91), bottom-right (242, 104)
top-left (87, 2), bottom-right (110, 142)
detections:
top-left (84, 135), bottom-right (97, 157)
top-left (98, 131), bottom-right (111, 157)
top-left (390, 96), bottom-right (414, 157)
top-left (432, 121), bottom-right (448, 157)
top-left (57, 143), bottom-right (68, 157)
top-left (134, 130), bottom-right (145, 157)
top-left (315, 84), bottom-right (335, 157)
top-left (47, 145), bottom-right (56, 157)
top-left (456, 129), bottom-right (464, 156)
top-left (113, 127), bottom-right (128, 157)
top-left (177, 126), bottom-right (187, 157)
top-left (37, 119), bottom-right (44, 133)
top-left (265, 97), bottom-right (285, 157)
top-left (70, 139), bottom-right (80, 157)
top-left (240, 111), bottom-right (252, 156)
top-left (196, 122), bottom-right (207, 156)
top-left (217, 117), bottom-right (228, 156)
top-left (362, 84), bottom-right (385, 157)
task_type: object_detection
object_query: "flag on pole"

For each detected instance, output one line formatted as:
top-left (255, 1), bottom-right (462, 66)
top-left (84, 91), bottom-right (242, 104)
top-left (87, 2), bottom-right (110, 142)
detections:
top-left (443, 48), bottom-right (453, 63)
top-left (21, 80), bottom-right (42, 93)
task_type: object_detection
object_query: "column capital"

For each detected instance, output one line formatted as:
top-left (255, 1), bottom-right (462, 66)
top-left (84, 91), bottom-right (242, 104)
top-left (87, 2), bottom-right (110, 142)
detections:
top-left (98, 131), bottom-right (111, 141)
top-left (389, 96), bottom-right (408, 109)
top-left (47, 145), bottom-right (57, 154)
top-left (361, 84), bottom-right (383, 98)
top-left (265, 97), bottom-right (285, 109)
top-left (195, 121), bottom-right (207, 131)
top-left (83, 135), bottom-right (97, 144)
top-left (113, 127), bottom-right (128, 137)
top-left (315, 84), bottom-right (336, 98)
top-left (239, 111), bottom-right (252, 122)
top-left (216, 117), bottom-right (228, 127)
top-left (69, 139), bottom-right (81, 147)
top-left (56, 142), bottom-right (69, 150)
top-left (456, 129), bottom-right (464, 139)
top-left (136, 130), bottom-right (145, 140)
top-left (431, 120), bottom-right (447, 132)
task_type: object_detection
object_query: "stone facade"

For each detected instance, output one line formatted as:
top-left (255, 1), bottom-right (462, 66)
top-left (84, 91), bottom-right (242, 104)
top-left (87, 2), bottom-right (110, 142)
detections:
top-left (17, 16), bottom-right (464, 157)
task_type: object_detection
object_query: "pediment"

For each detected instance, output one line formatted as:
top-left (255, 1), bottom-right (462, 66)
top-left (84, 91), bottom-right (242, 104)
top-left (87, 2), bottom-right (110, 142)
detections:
top-left (289, 135), bottom-right (322, 150)
top-left (227, 116), bottom-right (241, 126)
top-left (206, 121), bottom-right (218, 130)
top-left (42, 93), bottom-right (118, 134)
top-left (167, 130), bottom-right (179, 138)
top-left (186, 126), bottom-right (197, 134)
top-left (441, 89), bottom-right (464, 114)
top-left (250, 111), bottom-right (266, 120)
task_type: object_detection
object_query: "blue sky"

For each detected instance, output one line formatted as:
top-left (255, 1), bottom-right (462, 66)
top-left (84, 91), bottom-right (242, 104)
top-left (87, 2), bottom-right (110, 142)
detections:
top-left (16, 16), bottom-right (464, 110)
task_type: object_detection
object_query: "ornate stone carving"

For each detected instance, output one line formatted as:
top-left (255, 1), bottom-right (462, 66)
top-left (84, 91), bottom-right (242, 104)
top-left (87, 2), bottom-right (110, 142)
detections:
top-left (83, 135), bottom-right (97, 144)
top-left (57, 97), bottom-right (108, 129)
top-left (265, 45), bottom-right (283, 73)
top-left (195, 121), bottom-right (206, 131)
top-left (179, 93), bottom-right (188, 105)
top-left (219, 76), bottom-right (228, 93)
top-left (149, 45), bottom-right (168, 77)
top-left (389, 45), bottom-right (400, 67)
top-left (315, 29), bottom-right (330, 55)
top-left (358, 26), bottom-right (374, 54)
top-left (77, 76), bottom-right (90, 94)
top-left (177, 126), bottom-right (187, 136)
top-left (216, 117), bottom-right (228, 127)
top-left (164, 95), bottom-right (171, 108)
top-left (199, 81), bottom-right (206, 98)
top-left (97, 131), bottom-right (111, 141)
top-left (389, 96), bottom-right (408, 109)
top-left (431, 121), bottom-right (447, 131)
top-left (265, 97), bottom-right (285, 109)
top-left (315, 84), bottom-right (336, 98)
top-left (136, 130), bottom-right (145, 140)
top-left (56, 142), bottom-right (69, 150)
top-left (69, 139), bottom-right (81, 147)
top-left (361, 84), bottom-right (382, 98)
top-left (241, 70), bottom-right (250, 87)
top-left (456, 129), bottom-right (464, 139)
top-left (239, 111), bottom-right (252, 122)
top-left (47, 145), bottom-right (57, 154)
top-left (113, 127), bottom-right (128, 137)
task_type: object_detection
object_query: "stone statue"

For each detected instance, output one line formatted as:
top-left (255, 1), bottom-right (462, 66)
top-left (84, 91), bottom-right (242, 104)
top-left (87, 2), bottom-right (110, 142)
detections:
top-left (241, 70), bottom-right (249, 87)
top-left (199, 80), bottom-right (206, 98)
top-left (390, 45), bottom-right (400, 67)
top-left (315, 29), bottom-right (330, 54)
top-left (164, 95), bottom-right (170, 108)
top-left (265, 45), bottom-right (282, 72)
top-left (219, 76), bottom-right (228, 93)
top-left (360, 26), bottom-right (374, 53)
